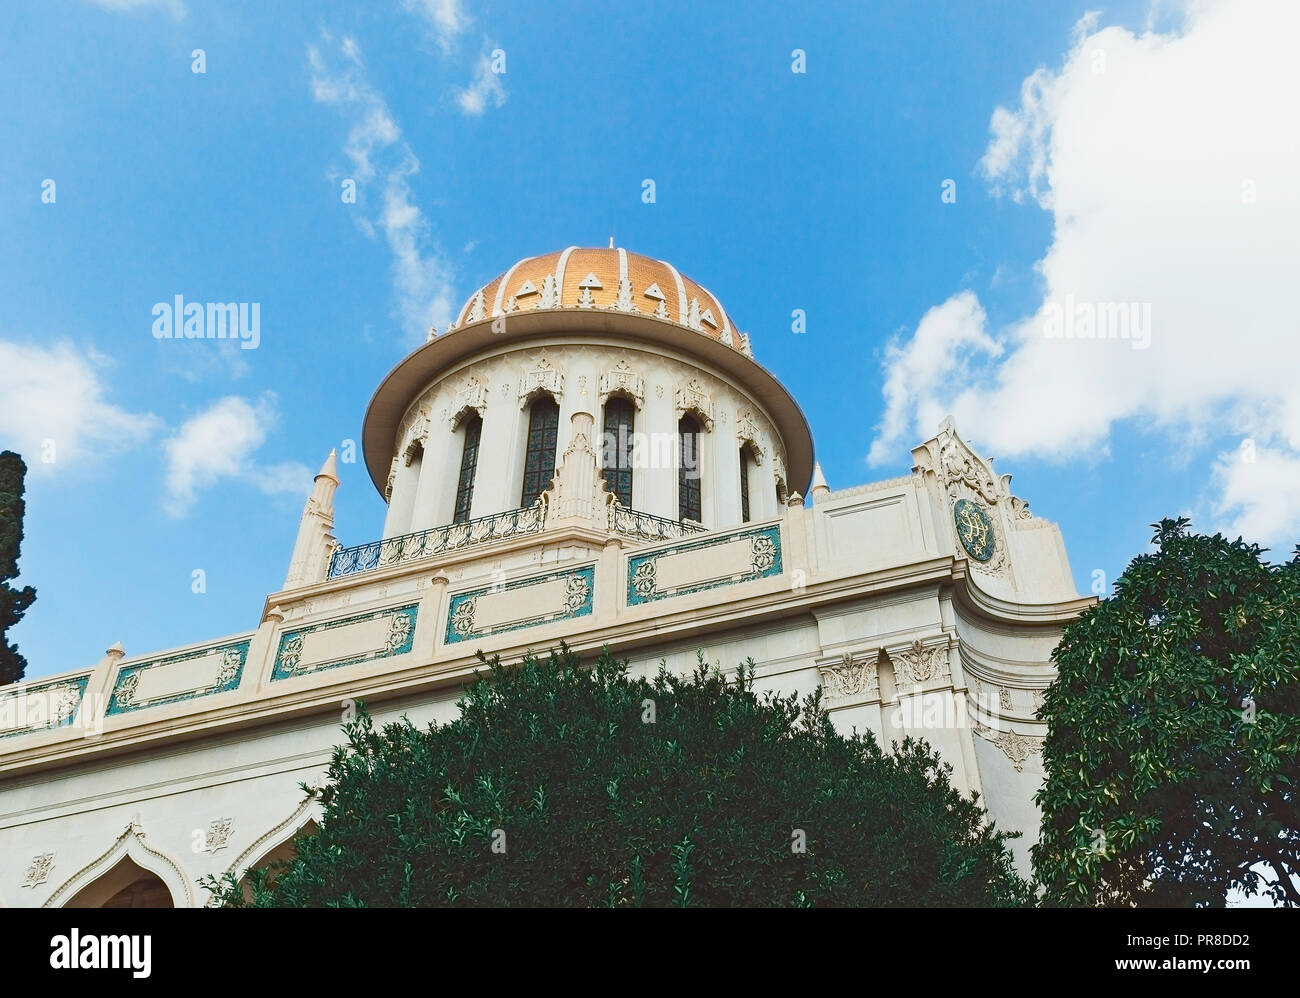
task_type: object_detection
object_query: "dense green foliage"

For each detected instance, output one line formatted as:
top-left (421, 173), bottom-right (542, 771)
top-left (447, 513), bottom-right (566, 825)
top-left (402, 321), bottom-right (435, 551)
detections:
top-left (1034, 518), bottom-right (1300, 906)
top-left (207, 647), bottom-right (1030, 907)
top-left (0, 451), bottom-right (36, 686)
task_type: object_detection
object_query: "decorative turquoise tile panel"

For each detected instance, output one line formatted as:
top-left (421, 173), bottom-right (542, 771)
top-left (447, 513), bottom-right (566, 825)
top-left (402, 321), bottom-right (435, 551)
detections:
top-left (627, 524), bottom-right (782, 605)
top-left (0, 675), bottom-right (90, 739)
top-left (445, 565), bottom-right (595, 644)
top-left (107, 639), bottom-right (250, 716)
top-left (271, 603), bottom-right (418, 681)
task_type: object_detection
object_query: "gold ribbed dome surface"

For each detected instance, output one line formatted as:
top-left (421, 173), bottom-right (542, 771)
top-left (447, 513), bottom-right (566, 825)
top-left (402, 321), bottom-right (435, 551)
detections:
top-left (450, 246), bottom-right (746, 352)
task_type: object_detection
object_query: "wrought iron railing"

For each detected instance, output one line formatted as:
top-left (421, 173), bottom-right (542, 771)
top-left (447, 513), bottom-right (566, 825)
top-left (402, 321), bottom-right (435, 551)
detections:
top-left (327, 499), bottom-right (547, 579)
top-left (608, 500), bottom-right (707, 543)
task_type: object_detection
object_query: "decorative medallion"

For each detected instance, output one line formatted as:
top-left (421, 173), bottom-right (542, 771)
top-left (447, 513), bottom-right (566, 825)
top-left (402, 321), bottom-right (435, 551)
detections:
top-left (953, 498), bottom-right (996, 562)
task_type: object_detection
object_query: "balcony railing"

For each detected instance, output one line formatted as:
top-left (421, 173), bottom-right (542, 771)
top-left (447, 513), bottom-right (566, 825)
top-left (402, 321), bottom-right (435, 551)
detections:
top-left (325, 496), bottom-right (708, 581)
top-left (327, 499), bottom-right (547, 579)
top-left (607, 501), bottom-right (707, 543)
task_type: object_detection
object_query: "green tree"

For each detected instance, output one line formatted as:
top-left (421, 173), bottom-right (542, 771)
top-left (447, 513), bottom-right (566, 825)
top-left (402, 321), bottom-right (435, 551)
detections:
top-left (207, 647), bottom-right (1030, 907)
top-left (0, 451), bottom-right (36, 686)
top-left (1034, 517), bottom-right (1300, 907)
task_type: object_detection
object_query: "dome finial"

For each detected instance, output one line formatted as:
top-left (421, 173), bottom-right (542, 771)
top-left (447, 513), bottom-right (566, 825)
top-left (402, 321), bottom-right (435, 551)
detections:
top-left (608, 235), bottom-right (615, 249)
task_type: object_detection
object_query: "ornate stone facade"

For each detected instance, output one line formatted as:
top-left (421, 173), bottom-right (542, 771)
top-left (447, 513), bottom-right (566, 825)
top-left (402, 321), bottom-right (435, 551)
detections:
top-left (0, 246), bottom-right (1090, 906)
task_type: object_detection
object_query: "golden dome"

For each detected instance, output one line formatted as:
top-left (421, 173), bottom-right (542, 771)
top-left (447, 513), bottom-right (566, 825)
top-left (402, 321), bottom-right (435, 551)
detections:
top-left (450, 246), bottom-right (747, 353)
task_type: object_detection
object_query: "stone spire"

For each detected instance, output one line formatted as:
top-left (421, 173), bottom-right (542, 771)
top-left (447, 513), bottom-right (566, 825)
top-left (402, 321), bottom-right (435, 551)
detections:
top-left (810, 462), bottom-right (831, 500)
top-left (284, 450), bottom-right (339, 589)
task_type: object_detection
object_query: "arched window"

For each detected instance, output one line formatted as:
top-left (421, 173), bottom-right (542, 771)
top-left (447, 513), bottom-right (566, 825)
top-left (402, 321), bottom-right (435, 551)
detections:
top-left (520, 395), bottom-right (559, 507)
top-left (739, 446), bottom-right (752, 523)
top-left (602, 397), bottom-right (635, 507)
top-left (453, 415), bottom-right (482, 524)
top-left (678, 415), bottom-right (702, 523)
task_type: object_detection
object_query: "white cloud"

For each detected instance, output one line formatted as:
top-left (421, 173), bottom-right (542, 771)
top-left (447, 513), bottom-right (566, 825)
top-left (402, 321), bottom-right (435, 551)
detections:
top-left (455, 48), bottom-right (507, 116)
top-left (402, 0), bottom-right (469, 53)
top-left (1212, 444), bottom-right (1300, 551)
top-left (162, 395), bottom-right (310, 517)
top-left (868, 0), bottom-right (1300, 547)
top-left (309, 35), bottom-right (456, 342)
top-left (0, 340), bottom-right (156, 470)
top-left (868, 293), bottom-right (1001, 465)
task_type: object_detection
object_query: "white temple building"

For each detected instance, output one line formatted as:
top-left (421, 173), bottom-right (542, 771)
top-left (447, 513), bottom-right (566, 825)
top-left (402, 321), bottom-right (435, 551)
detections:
top-left (0, 246), bottom-right (1092, 906)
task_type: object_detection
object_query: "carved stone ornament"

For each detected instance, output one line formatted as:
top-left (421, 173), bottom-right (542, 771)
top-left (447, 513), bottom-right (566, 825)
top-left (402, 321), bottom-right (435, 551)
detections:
top-left (539, 273), bottom-right (560, 308)
top-left (599, 360), bottom-right (644, 408)
top-left (205, 818), bottom-right (234, 853)
top-left (818, 651), bottom-right (879, 703)
top-left (449, 375), bottom-right (489, 428)
top-left (972, 719), bottom-right (1044, 772)
top-left (940, 436), bottom-right (1000, 505)
top-left (675, 378), bottom-right (714, 430)
top-left (451, 597), bottom-right (478, 636)
top-left (519, 356), bottom-right (564, 407)
top-left (613, 277), bottom-right (639, 313)
top-left (892, 639), bottom-right (951, 686)
top-left (736, 414), bottom-right (765, 464)
top-left (466, 289), bottom-right (487, 323)
top-left (385, 611), bottom-right (413, 653)
top-left (21, 852), bottom-right (55, 888)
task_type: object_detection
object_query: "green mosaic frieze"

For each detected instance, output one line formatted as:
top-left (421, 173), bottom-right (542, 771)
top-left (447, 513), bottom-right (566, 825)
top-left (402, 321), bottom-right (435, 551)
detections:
top-left (271, 604), bottom-right (418, 681)
top-left (0, 675), bottom-right (90, 739)
top-left (445, 565), bottom-right (595, 644)
top-left (626, 524), bottom-right (782, 605)
top-left (107, 639), bottom-right (251, 715)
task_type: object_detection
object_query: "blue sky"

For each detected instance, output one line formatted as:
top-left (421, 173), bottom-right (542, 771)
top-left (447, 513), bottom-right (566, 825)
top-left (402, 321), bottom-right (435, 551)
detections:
top-left (2, 0), bottom-right (1295, 680)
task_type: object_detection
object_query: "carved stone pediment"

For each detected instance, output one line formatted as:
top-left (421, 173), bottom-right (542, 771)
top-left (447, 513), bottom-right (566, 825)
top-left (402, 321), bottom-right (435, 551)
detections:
top-left (599, 360), bottom-right (644, 408)
top-left (736, 411), bottom-right (765, 463)
top-left (519, 356), bottom-right (564, 407)
top-left (449, 375), bottom-right (489, 428)
top-left (675, 378), bottom-right (714, 430)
